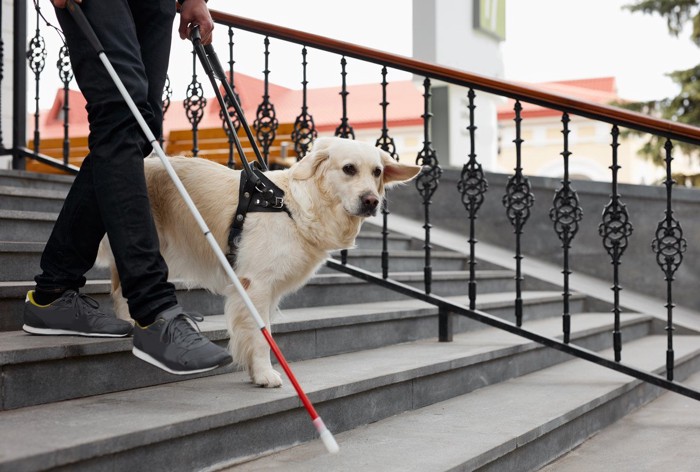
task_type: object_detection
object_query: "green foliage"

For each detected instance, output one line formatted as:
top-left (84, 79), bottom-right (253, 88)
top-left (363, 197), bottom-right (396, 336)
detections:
top-left (621, 1), bottom-right (699, 165)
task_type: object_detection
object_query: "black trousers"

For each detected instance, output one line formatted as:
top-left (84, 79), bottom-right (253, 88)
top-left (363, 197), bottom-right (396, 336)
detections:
top-left (35, 0), bottom-right (178, 321)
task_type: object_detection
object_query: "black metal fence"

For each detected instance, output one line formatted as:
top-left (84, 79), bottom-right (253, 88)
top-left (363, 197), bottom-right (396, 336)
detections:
top-left (4, 2), bottom-right (700, 400)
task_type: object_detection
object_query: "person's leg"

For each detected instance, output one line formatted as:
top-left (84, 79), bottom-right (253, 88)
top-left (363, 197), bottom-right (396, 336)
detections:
top-left (36, 0), bottom-right (177, 324)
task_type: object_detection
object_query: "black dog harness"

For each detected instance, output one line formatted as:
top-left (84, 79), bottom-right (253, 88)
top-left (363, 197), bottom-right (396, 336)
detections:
top-left (226, 168), bottom-right (292, 267)
top-left (189, 34), bottom-right (292, 267)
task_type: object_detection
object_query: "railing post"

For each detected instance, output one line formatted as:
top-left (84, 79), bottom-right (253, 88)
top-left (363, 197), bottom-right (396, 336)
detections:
top-left (253, 36), bottom-right (278, 167)
top-left (458, 88), bottom-right (488, 310)
top-left (438, 307), bottom-right (453, 342)
top-left (335, 55), bottom-right (355, 266)
top-left (184, 46), bottom-right (206, 157)
top-left (502, 100), bottom-right (534, 326)
top-left (291, 46), bottom-right (317, 160)
top-left (599, 125), bottom-right (633, 362)
top-left (375, 65), bottom-right (398, 280)
top-left (652, 138), bottom-right (687, 382)
top-left (161, 75), bottom-right (172, 149)
top-left (13, 0), bottom-right (28, 169)
top-left (415, 77), bottom-right (442, 295)
top-left (549, 113), bottom-right (582, 343)
top-left (0, 3), bottom-right (4, 150)
top-left (57, 45), bottom-right (73, 165)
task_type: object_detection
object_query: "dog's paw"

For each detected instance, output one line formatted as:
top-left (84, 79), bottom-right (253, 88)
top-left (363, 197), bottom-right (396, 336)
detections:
top-left (252, 368), bottom-right (283, 388)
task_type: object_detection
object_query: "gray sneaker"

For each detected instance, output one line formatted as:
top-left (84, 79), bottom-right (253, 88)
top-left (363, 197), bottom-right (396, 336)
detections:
top-left (23, 289), bottom-right (133, 338)
top-left (132, 305), bottom-right (233, 375)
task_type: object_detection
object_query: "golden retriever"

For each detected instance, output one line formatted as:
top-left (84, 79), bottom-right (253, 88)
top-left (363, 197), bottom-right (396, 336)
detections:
top-left (100, 137), bottom-right (421, 387)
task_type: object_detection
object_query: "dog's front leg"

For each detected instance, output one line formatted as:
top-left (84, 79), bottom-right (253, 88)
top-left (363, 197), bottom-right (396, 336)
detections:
top-left (225, 281), bottom-right (282, 388)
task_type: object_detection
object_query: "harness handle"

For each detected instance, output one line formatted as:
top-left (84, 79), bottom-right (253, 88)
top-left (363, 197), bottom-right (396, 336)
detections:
top-left (189, 27), bottom-right (268, 179)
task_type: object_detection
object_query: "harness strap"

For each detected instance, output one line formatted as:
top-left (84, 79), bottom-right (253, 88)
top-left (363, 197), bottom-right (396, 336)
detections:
top-left (227, 169), bottom-right (292, 266)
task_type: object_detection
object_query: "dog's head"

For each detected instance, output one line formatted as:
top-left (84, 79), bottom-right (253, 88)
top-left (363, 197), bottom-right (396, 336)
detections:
top-left (290, 137), bottom-right (421, 218)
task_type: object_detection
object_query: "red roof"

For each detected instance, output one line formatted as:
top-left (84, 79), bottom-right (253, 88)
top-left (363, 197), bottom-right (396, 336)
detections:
top-left (36, 73), bottom-right (424, 139)
top-left (497, 77), bottom-right (619, 120)
top-left (35, 75), bottom-right (622, 139)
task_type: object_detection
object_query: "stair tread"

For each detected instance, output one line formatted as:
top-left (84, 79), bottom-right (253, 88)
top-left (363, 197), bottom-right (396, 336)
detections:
top-left (540, 370), bottom-right (700, 472)
top-left (0, 208), bottom-right (58, 220)
top-left (231, 334), bottom-right (700, 472)
top-left (0, 269), bottom-right (515, 293)
top-left (0, 291), bottom-right (585, 364)
top-left (0, 185), bottom-right (67, 199)
top-left (0, 313), bottom-right (660, 468)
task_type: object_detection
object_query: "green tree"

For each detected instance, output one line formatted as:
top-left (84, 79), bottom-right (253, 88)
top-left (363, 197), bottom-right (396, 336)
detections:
top-left (622, 0), bottom-right (699, 165)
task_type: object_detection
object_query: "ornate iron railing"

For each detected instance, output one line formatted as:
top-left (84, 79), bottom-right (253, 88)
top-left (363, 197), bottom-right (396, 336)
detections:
top-left (4, 3), bottom-right (700, 401)
top-left (205, 11), bottom-right (700, 401)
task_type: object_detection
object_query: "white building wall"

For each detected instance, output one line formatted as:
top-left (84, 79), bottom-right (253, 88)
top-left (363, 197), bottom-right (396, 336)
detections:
top-left (412, 0), bottom-right (504, 170)
top-left (0, 0), bottom-right (14, 169)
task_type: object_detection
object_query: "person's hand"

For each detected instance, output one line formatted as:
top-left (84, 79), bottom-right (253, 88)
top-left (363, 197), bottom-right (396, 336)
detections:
top-left (51, 0), bottom-right (81, 8)
top-left (179, 0), bottom-right (214, 45)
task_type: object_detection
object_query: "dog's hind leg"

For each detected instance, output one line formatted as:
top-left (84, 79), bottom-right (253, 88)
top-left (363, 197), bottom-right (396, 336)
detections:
top-left (225, 280), bottom-right (283, 388)
top-left (110, 266), bottom-right (132, 323)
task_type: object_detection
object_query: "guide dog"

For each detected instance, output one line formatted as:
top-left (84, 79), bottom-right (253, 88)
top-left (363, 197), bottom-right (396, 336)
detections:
top-left (100, 137), bottom-right (421, 386)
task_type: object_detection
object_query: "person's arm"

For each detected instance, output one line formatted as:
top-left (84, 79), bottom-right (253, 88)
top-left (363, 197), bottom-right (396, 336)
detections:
top-left (178, 0), bottom-right (214, 45)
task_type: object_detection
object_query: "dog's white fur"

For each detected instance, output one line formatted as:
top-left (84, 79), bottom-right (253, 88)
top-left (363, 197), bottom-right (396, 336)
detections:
top-left (99, 137), bottom-right (420, 387)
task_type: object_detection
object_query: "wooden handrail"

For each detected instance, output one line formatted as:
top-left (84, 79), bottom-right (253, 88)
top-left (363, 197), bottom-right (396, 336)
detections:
top-left (211, 10), bottom-right (700, 146)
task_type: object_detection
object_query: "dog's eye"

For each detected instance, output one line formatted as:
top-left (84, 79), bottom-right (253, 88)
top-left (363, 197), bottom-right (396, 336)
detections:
top-left (343, 164), bottom-right (357, 176)
top-left (373, 167), bottom-right (382, 178)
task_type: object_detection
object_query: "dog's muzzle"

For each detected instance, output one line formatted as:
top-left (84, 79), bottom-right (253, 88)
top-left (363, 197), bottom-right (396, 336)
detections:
top-left (358, 193), bottom-right (380, 217)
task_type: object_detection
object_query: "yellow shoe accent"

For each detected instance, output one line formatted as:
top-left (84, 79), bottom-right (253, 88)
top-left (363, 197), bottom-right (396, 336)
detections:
top-left (26, 290), bottom-right (52, 308)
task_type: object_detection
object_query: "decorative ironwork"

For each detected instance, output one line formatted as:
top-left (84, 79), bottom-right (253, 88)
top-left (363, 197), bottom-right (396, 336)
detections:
top-left (652, 139), bottom-right (687, 381)
top-left (334, 56), bottom-right (356, 265)
top-left (598, 125), bottom-right (633, 362)
top-left (27, 12), bottom-right (47, 154)
top-left (458, 88), bottom-right (488, 310)
top-left (292, 46), bottom-right (317, 160)
top-left (57, 45), bottom-right (72, 165)
top-left (184, 48), bottom-right (206, 157)
top-left (162, 75), bottom-right (172, 118)
top-left (334, 56), bottom-right (355, 140)
top-left (549, 113), bottom-right (582, 342)
top-left (415, 78), bottom-right (442, 295)
top-left (375, 66), bottom-right (399, 279)
top-left (160, 75), bottom-right (172, 148)
top-left (253, 36), bottom-right (279, 166)
top-left (502, 100), bottom-right (534, 327)
top-left (0, 5), bottom-right (3, 148)
top-left (221, 26), bottom-right (241, 168)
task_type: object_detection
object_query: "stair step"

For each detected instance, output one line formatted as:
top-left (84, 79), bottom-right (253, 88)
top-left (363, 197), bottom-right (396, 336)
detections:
top-left (0, 185), bottom-right (67, 212)
top-left (1, 269), bottom-right (518, 331)
top-left (0, 314), bottom-right (663, 471)
top-left (321, 249), bottom-right (502, 273)
top-left (226, 334), bottom-right (700, 472)
top-left (0, 210), bottom-right (57, 242)
top-left (0, 241), bottom-right (110, 282)
top-left (0, 291), bottom-right (587, 410)
top-left (0, 169), bottom-right (73, 191)
top-left (0, 245), bottom-right (501, 282)
top-left (540, 370), bottom-right (700, 471)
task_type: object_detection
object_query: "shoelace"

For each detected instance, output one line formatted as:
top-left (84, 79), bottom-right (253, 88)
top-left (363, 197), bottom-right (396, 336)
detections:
top-left (66, 291), bottom-right (109, 318)
top-left (160, 312), bottom-right (206, 348)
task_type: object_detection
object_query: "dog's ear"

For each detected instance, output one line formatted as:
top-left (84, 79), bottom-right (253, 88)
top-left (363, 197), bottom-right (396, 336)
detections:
top-left (290, 138), bottom-right (332, 181)
top-left (380, 149), bottom-right (422, 187)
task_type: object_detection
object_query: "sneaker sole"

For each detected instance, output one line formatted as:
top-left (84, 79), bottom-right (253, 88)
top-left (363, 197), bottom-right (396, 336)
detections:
top-left (23, 324), bottom-right (132, 338)
top-left (132, 347), bottom-right (229, 376)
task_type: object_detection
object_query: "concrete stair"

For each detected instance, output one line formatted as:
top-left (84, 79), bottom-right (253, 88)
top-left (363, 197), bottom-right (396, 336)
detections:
top-left (1, 169), bottom-right (699, 471)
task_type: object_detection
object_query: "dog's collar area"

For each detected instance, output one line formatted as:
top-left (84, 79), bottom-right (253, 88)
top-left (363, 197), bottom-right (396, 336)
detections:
top-left (227, 169), bottom-right (292, 266)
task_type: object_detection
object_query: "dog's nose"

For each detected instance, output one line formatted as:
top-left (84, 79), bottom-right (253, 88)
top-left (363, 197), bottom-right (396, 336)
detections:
top-left (361, 194), bottom-right (379, 213)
